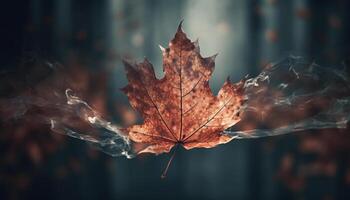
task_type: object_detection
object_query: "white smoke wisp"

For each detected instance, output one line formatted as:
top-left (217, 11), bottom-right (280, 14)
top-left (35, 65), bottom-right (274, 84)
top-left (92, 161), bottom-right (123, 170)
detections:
top-left (0, 61), bottom-right (135, 158)
top-left (225, 56), bottom-right (350, 139)
top-left (50, 89), bottom-right (134, 158)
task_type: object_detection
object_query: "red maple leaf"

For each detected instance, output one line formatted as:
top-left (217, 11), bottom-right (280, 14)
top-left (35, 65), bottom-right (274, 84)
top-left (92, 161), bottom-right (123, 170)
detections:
top-left (122, 22), bottom-right (245, 177)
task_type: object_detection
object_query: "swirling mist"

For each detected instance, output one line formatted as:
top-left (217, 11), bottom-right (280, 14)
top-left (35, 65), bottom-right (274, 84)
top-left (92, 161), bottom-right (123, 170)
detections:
top-left (226, 56), bottom-right (350, 138)
top-left (0, 56), bottom-right (349, 157)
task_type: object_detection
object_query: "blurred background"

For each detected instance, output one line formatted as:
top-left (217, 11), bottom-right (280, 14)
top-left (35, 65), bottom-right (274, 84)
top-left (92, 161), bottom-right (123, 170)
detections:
top-left (1, 0), bottom-right (350, 199)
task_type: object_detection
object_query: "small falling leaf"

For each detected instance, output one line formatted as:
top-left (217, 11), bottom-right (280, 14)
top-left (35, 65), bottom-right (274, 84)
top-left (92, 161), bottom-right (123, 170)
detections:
top-left (265, 29), bottom-right (278, 43)
top-left (296, 7), bottom-right (311, 20)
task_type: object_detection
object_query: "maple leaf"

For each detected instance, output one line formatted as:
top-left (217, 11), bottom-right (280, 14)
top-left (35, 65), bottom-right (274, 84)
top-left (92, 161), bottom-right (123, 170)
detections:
top-left (122, 21), bottom-right (245, 158)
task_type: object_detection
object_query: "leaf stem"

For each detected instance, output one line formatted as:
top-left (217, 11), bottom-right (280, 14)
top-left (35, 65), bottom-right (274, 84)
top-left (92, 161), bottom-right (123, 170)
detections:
top-left (161, 144), bottom-right (179, 179)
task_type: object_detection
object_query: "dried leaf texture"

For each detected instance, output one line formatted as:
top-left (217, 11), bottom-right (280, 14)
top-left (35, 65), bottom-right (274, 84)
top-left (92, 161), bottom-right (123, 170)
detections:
top-left (122, 23), bottom-right (245, 155)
